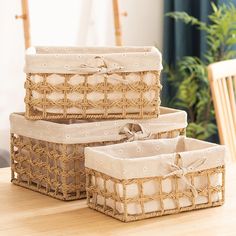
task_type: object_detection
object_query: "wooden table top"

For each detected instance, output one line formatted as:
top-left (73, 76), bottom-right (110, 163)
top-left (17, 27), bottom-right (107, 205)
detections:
top-left (0, 164), bottom-right (236, 236)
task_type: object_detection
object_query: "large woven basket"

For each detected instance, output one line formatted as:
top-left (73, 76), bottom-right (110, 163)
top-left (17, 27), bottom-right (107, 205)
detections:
top-left (85, 137), bottom-right (225, 222)
top-left (10, 107), bottom-right (186, 201)
top-left (24, 46), bottom-right (162, 120)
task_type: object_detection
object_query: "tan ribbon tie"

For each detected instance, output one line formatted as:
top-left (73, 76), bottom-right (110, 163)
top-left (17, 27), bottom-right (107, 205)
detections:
top-left (65, 56), bottom-right (125, 76)
top-left (119, 123), bottom-right (152, 141)
top-left (77, 64), bottom-right (124, 74)
top-left (164, 157), bottom-right (207, 197)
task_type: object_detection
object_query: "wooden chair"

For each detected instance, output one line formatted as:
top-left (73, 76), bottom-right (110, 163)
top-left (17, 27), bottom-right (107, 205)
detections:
top-left (208, 59), bottom-right (236, 161)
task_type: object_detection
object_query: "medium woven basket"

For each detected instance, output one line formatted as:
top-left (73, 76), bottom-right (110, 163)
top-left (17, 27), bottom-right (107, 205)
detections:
top-left (24, 46), bottom-right (162, 120)
top-left (85, 137), bottom-right (225, 222)
top-left (10, 107), bottom-right (187, 201)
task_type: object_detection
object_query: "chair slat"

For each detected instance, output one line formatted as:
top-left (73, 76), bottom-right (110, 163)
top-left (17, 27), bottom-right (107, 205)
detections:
top-left (218, 79), bottom-right (235, 159)
top-left (211, 80), bottom-right (227, 145)
top-left (227, 77), bottom-right (236, 131)
top-left (221, 78), bottom-right (236, 158)
top-left (208, 60), bottom-right (236, 161)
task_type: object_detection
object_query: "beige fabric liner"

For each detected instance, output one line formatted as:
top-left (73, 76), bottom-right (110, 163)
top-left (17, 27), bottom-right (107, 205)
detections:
top-left (24, 46), bottom-right (162, 74)
top-left (85, 137), bottom-right (225, 179)
top-left (85, 137), bottom-right (226, 215)
top-left (10, 107), bottom-right (187, 144)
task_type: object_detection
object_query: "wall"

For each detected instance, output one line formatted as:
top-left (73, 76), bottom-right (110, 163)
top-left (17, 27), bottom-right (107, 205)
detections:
top-left (120, 0), bottom-right (163, 49)
top-left (0, 1), bottom-right (25, 166)
top-left (29, 0), bottom-right (163, 48)
top-left (0, 0), bottom-right (163, 164)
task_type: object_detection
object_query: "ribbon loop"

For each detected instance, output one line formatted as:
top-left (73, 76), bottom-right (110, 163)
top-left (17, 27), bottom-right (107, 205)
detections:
top-left (164, 155), bottom-right (207, 197)
top-left (119, 123), bottom-right (152, 141)
top-left (66, 56), bottom-right (124, 75)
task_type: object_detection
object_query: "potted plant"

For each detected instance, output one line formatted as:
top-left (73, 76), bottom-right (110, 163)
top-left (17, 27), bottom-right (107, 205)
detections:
top-left (165, 2), bottom-right (236, 140)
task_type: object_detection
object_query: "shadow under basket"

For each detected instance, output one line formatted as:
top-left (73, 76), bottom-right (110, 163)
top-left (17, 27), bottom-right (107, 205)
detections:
top-left (85, 137), bottom-right (225, 222)
top-left (10, 107), bottom-right (187, 201)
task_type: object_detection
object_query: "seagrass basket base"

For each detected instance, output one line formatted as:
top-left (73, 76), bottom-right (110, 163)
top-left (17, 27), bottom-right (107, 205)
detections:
top-left (24, 46), bottom-right (163, 120)
top-left (10, 129), bottom-right (185, 201)
top-left (10, 109), bottom-right (187, 201)
top-left (11, 134), bottom-right (88, 200)
top-left (86, 166), bottom-right (225, 222)
top-left (25, 71), bottom-right (161, 120)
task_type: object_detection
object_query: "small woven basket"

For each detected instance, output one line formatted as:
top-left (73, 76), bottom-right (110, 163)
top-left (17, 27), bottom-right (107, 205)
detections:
top-left (10, 107), bottom-right (186, 201)
top-left (85, 137), bottom-right (225, 222)
top-left (24, 46), bottom-right (162, 120)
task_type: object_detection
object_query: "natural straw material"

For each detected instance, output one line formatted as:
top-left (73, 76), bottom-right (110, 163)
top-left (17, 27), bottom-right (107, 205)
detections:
top-left (85, 138), bottom-right (225, 222)
top-left (10, 107), bottom-right (186, 201)
top-left (24, 46), bottom-right (162, 120)
top-left (86, 166), bottom-right (224, 222)
top-left (11, 134), bottom-right (119, 200)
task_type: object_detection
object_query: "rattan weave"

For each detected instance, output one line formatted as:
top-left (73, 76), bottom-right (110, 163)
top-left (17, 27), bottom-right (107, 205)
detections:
top-left (10, 129), bottom-right (185, 201)
top-left (24, 46), bottom-right (162, 120)
top-left (86, 154), bottom-right (225, 222)
top-left (25, 71), bottom-right (161, 120)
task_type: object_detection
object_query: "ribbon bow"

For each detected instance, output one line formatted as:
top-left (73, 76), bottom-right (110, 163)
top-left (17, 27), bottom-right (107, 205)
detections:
top-left (66, 56), bottom-right (124, 75)
top-left (164, 157), bottom-right (207, 197)
top-left (119, 123), bottom-right (152, 141)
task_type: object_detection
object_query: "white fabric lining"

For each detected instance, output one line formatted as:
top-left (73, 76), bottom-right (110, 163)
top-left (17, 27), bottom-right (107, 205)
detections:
top-left (85, 137), bottom-right (225, 179)
top-left (10, 107), bottom-right (187, 144)
top-left (86, 137), bottom-right (225, 215)
top-left (25, 46), bottom-right (162, 74)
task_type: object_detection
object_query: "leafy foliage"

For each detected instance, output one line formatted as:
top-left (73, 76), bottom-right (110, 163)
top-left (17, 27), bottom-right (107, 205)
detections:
top-left (165, 2), bottom-right (236, 140)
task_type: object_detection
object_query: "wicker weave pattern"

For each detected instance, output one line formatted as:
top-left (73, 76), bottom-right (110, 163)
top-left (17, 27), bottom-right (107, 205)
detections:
top-left (24, 71), bottom-right (161, 120)
top-left (10, 128), bottom-right (184, 201)
top-left (86, 155), bottom-right (225, 222)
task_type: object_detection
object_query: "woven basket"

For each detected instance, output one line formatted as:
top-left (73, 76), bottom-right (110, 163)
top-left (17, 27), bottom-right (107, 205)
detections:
top-left (10, 107), bottom-right (186, 201)
top-left (85, 137), bottom-right (225, 222)
top-left (24, 46), bottom-right (162, 120)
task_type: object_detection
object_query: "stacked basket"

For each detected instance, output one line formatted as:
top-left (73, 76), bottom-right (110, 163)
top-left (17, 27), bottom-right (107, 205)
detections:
top-left (10, 46), bottom-right (225, 222)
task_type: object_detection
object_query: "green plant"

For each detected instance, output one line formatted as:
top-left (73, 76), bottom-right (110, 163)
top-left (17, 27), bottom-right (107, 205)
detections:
top-left (165, 2), bottom-right (236, 140)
